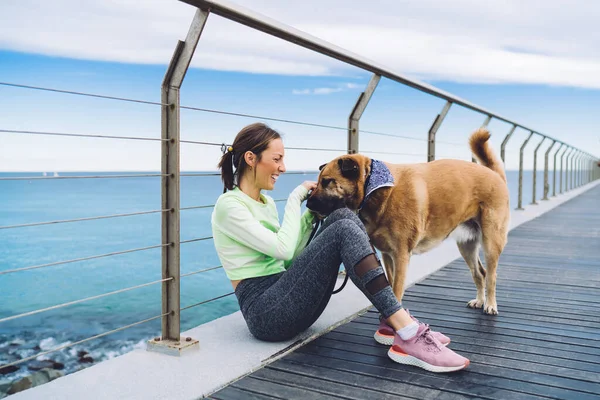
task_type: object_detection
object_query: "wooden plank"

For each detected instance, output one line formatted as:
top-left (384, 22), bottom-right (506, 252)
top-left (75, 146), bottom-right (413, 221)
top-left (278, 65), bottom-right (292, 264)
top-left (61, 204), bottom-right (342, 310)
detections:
top-left (232, 376), bottom-right (343, 400)
top-left (253, 366), bottom-right (411, 399)
top-left (266, 360), bottom-right (463, 400)
top-left (210, 385), bottom-right (281, 400)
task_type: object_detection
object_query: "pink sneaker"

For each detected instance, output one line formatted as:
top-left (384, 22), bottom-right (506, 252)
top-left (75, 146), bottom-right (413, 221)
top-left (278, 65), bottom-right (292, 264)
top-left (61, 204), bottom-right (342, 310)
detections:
top-left (388, 324), bottom-right (470, 373)
top-left (374, 312), bottom-right (451, 346)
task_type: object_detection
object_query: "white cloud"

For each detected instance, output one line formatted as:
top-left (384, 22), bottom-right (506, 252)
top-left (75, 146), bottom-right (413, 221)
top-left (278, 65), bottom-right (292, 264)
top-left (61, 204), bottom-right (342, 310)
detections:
top-left (291, 89), bottom-right (311, 95)
top-left (1, 0), bottom-right (600, 87)
top-left (292, 82), bottom-right (361, 95)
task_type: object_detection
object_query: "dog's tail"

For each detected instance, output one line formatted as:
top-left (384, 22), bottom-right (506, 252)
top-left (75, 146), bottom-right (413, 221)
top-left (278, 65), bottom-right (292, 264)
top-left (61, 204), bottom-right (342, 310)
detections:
top-left (469, 128), bottom-right (506, 183)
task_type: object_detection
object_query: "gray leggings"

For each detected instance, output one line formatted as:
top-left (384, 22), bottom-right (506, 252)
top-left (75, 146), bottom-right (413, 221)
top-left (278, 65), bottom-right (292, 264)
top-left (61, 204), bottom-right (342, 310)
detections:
top-left (234, 208), bottom-right (403, 342)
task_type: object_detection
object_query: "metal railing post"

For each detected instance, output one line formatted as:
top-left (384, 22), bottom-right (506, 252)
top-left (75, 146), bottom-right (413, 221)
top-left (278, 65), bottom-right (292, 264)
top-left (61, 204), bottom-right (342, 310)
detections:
top-left (542, 140), bottom-right (556, 200)
top-left (560, 147), bottom-right (570, 194)
top-left (500, 125), bottom-right (517, 164)
top-left (148, 7), bottom-right (208, 356)
top-left (531, 135), bottom-right (545, 205)
top-left (569, 149), bottom-right (579, 190)
top-left (570, 151), bottom-right (576, 189)
top-left (552, 143), bottom-right (564, 197)
top-left (584, 154), bottom-right (589, 185)
top-left (576, 151), bottom-right (581, 187)
top-left (473, 115), bottom-right (492, 162)
top-left (579, 152), bottom-right (585, 187)
top-left (427, 101), bottom-right (452, 162)
top-left (564, 148), bottom-right (573, 193)
top-left (348, 74), bottom-right (381, 154)
top-left (584, 154), bottom-right (589, 184)
top-left (516, 131), bottom-right (534, 210)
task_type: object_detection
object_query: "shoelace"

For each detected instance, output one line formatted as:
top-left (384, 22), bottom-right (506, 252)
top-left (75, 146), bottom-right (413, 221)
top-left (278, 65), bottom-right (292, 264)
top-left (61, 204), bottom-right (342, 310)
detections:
top-left (416, 327), bottom-right (442, 351)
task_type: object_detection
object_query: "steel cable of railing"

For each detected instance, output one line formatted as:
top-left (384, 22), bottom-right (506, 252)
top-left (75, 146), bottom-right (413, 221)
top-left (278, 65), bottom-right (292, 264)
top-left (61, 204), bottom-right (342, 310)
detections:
top-left (180, 265), bottom-right (223, 278)
top-left (0, 81), bottom-right (465, 146)
top-left (360, 129), bottom-right (462, 146)
top-left (0, 243), bottom-right (170, 276)
top-left (180, 292), bottom-right (235, 312)
top-left (0, 174), bottom-right (168, 181)
top-left (180, 236), bottom-right (213, 245)
top-left (180, 198), bottom-right (286, 212)
top-left (180, 171), bottom-right (315, 178)
top-left (0, 82), bottom-right (167, 107)
top-left (361, 150), bottom-right (426, 157)
top-left (0, 312), bottom-right (169, 370)
top-left (0, 129), bottom-right (166, 142)
top-left (0, 277), bottom-right (173, 324)
top-left (0, 209), bottom-right (170, 230)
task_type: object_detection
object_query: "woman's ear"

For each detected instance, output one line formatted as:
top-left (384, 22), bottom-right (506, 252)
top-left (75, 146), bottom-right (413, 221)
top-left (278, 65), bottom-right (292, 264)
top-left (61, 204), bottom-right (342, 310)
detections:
top-left (244, 151), bottom-right (256, 167)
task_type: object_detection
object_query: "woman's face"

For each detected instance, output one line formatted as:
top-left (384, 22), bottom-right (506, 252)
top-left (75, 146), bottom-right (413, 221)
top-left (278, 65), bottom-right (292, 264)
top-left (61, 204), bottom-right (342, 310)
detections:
top-left (254, 138), bottom-right (286, 191)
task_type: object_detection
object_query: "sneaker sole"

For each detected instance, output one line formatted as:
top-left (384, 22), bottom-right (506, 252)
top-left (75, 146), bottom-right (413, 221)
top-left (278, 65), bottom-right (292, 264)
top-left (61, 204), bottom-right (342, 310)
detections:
top-left (387, 347), bottom-right (469, 373)
top-left (374, 330), bottom-right (395, 346)
top-left (374, 330), bottom-right (449, 347)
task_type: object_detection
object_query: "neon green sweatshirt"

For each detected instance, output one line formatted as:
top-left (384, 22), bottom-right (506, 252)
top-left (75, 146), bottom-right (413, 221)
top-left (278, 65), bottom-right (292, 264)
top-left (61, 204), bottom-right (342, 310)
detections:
top-left (211, 185), bottom-right (316, 281)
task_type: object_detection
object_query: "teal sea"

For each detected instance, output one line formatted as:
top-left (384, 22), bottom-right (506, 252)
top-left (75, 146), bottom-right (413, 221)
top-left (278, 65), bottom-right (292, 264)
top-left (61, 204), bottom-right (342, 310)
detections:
top-left (0, 169), bottom-right (567, 378)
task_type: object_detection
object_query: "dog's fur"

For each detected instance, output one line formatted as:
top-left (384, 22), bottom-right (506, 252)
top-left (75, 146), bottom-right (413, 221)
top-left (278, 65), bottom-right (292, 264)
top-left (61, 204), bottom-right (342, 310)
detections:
top-left (306, 128), bottom-right (509, 315)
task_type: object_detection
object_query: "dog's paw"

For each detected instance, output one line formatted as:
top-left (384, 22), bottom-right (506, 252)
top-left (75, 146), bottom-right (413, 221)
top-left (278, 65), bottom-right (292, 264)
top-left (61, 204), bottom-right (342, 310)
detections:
top-left (483, 304), bottom-right (498, 315)
top-left (467, 299), bottom-right (484, 309)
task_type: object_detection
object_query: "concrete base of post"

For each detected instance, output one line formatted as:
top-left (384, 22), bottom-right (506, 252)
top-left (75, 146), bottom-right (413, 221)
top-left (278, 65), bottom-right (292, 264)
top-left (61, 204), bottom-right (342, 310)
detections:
top-left (147, 337), bottom-right (199, 357)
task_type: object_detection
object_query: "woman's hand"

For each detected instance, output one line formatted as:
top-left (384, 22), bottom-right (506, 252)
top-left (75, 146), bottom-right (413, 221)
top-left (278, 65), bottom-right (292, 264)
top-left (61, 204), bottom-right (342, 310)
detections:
top-left (301, 181), bottom-right (317, 192)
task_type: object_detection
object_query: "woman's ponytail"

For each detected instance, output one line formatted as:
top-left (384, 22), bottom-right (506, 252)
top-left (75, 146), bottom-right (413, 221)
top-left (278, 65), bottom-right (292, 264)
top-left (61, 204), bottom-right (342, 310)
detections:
top-left (218, 145), bottom-right (235, 192)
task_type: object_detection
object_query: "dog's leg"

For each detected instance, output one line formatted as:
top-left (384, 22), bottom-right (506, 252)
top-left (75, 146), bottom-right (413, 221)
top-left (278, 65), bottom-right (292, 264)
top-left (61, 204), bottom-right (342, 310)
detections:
top-left (381, 253), bottom-right (395, 288)
top-left (480, 210), bottom-right (508, 315)
top-left (457, 240), bottom-right (486, 309)
top-left (390, 250), bottom-right (410, 303)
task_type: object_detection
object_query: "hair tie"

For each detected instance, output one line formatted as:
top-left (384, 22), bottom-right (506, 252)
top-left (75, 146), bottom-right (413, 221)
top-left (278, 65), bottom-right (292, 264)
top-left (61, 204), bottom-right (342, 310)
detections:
top-left (221, 144), bottom-right (234, 155)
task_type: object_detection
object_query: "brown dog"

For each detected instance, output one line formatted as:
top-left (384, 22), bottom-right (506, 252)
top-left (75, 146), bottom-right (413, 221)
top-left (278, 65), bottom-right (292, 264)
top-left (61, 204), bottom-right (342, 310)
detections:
top-left (306, 128), bottom-right (509, 315)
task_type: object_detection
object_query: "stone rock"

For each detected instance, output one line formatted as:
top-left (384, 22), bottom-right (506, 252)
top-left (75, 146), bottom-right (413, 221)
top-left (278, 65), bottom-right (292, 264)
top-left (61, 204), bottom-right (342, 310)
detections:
top-left (79, 356), bottom-right (94, 364)
top-left (77, 350), bottom-right (88, 358)
top-left (0, 365), bottom-right (18, 376)
top-left (28, 360), bottom-right (64, 371)
top-left (6, 375), bottom-right (32, 395)
top-left (0, 379), bottom-right (12, 394)
top-left (6, 368), bottom-right (64, 395)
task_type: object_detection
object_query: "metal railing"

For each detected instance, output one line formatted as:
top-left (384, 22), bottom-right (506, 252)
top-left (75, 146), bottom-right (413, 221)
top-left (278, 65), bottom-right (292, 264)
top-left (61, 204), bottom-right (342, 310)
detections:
top-left (1, 0), bottom-right (599, 368)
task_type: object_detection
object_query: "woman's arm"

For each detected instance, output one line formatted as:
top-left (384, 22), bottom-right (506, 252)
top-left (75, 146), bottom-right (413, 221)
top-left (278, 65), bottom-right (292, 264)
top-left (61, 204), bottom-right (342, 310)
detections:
top-left (213, 185), bottom-right (310, 261)
top-left (285, 209), bottom-right (316, 268)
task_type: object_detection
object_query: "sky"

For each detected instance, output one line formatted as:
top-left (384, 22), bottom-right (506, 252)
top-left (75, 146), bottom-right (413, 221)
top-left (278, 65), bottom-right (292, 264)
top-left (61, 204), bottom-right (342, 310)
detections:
top-left (0, 0), bottom-right (599, 172)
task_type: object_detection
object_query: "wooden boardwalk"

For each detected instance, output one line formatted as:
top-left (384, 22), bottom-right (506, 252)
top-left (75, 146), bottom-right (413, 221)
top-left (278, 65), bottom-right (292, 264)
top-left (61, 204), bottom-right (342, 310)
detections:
top-left (210, 185), bottom-right (600, 400)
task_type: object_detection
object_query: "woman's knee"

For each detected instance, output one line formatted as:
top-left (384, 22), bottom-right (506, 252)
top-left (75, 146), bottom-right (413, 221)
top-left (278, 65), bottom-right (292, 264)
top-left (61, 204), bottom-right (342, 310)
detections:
top-left (328, 207), bottom-right (356, 220)
top-left (326, 208), bottom-right (367, 232)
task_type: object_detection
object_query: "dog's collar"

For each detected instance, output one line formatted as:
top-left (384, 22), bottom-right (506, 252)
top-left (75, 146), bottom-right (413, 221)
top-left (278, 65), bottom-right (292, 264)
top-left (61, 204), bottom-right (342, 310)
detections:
top-left (358, 159), bottom-right (394, 211)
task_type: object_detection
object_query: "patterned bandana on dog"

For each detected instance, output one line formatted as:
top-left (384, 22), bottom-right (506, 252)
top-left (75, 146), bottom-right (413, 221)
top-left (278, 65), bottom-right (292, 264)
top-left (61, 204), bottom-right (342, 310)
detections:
top-left (359, 159), bottom-right (395, 211)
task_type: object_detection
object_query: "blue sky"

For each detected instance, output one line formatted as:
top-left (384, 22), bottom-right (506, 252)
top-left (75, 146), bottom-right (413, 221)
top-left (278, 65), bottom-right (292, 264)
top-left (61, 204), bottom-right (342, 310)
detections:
top-left (1, 0), bottom-right (599, 172)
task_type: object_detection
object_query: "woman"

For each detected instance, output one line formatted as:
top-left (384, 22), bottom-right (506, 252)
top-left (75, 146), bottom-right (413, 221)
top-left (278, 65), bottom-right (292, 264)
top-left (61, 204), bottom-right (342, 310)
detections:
top-left (211, 122), bottom-right (469, 373)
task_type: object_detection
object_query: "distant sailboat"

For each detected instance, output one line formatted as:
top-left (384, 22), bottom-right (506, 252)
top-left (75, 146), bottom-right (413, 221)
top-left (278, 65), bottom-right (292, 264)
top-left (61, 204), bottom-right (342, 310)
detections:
top-left (53, 172), bottom-right (59, 177)
top-left (42, 172), bottom-right (47, 177)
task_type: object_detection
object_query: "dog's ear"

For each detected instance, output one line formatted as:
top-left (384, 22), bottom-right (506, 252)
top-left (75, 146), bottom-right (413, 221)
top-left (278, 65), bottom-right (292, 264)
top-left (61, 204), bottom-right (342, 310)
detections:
top-left (338, 157), bottom-right (359, 180)
top-left (318, 163), bottom-right (327, 171)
